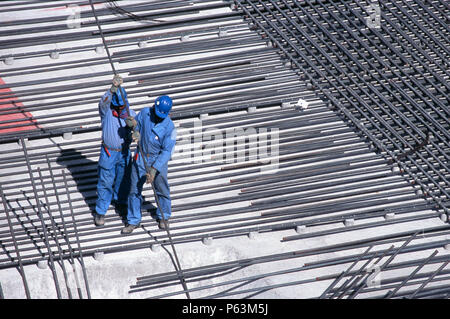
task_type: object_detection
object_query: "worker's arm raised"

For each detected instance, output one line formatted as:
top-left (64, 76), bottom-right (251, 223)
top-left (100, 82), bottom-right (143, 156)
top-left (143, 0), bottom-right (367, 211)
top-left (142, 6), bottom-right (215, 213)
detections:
top-left (98, 90), bottom-right (113, 119)
top-left (98, 75), bottom-right (124, 119)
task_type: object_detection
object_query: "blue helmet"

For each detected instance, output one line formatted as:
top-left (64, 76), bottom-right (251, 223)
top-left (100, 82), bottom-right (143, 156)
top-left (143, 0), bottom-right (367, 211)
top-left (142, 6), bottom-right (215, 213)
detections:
top-left (154, 95), bottom-right (172, 118)
top-left (111, 87), bottom-right (128, 107)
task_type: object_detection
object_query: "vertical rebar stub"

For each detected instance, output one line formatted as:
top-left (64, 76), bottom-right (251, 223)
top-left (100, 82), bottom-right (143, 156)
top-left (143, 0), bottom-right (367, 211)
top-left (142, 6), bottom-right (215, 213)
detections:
top-left (440, 214), bottom-right (448, 223)
top-left (50, 51), bottom-right (60, 59)
top-left (248, 231), bottom-right (258, 240)
top-left (247, 106), bottom-right (257, 113)
top-left (138, 41), bottom-right (147, 48)
top-left (218, 30), bottom-right (228, 37)
top-left (150, 244), bottom-right (161, 252)
top-left (181, 35), bottom-right (190, 42)
top-left (18, 138), bottom-right (29, 147)
top-left (63, 132), bottom-right (73, 140)
top-left (414, 186), bottom-right (423, 196)
top-left (3, 56), bottom-right (14, 65)
top-left (295, 225), bottom-right (306, 234)
top-left (281, 102), bottom-right (291, 109)
top-left (344, 219), bottom-right (355, 227)
top-left (385, 213), bottom-right (395, 220)
top-left (93, 251), bottom-right (104, 261)
top-left (95, 46), bottom-right (104, 54)
top-left (391, 165), bottom-right (400, 173)
top-left (37, 260), bottom-right (48, 269)
top-left (444, 243), bottom-right (450, 251)
top-left (202, 237), bottom-right (213, 246)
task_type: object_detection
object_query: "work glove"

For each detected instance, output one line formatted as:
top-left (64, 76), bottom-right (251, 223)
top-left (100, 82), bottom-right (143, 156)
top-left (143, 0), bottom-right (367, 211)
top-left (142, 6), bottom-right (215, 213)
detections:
top-left (125, 116), bottom-right (137, 128)
top-left (132, 130), bottom-right (140, 143)
top-left (146, 167), bottom-right (157, 184)
top-left (110, 74), bottom-right (123, 93)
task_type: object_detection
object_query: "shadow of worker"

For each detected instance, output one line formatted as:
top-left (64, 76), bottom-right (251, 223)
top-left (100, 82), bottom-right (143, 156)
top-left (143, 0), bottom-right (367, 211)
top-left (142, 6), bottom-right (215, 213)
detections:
top-left (56, 148), bottom-right (137, 224)
top-left (56, 148), bottom-right (98, 213)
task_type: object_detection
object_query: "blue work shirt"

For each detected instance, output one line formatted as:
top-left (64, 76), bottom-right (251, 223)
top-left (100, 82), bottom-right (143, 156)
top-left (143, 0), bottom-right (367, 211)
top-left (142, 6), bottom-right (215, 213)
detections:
top-left (98, 89), bottom-right (136, 150)
top-left (133, 107), bottom-right (176, 175)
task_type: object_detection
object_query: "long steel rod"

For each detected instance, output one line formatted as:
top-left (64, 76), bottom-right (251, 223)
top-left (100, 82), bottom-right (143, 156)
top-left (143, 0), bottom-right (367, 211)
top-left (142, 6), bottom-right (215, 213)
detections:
top-left (61, 170), bottom-right (91, 299)
top-left (409, 260), bottom-right (450, 299)
top-left (46, 156), bottom-right (83, 299)
top-left (37, 167), bottom-right (73, 299)
top-left (348, 231), bottom-right (420, 299)
top-left (319, 245), bottom-right (373, 299)
top-left (385, 249), bottom-right (439, 298)
top-left (0, 185), bottom-right (31, 298)
top-left (334, 246), bottom-right (394, 299)
top-left (21, 138), bottom-right (62, 299)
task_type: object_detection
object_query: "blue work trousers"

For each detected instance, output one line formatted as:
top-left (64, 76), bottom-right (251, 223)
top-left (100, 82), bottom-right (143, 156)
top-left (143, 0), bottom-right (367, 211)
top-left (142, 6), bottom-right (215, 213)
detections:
top-left (96, 150), bottom-right (131, 215)
top-left (127, 161), bottom-right (171, 226)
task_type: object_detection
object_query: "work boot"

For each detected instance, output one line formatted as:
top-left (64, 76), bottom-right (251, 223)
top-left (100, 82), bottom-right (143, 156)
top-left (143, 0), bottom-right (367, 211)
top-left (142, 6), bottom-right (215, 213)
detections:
top-left (121, 224), bottom-right (139, 235)
top-left (94, 213), bottom-right (105, 227)
top-left (158, 219), bottom-right (169, 230)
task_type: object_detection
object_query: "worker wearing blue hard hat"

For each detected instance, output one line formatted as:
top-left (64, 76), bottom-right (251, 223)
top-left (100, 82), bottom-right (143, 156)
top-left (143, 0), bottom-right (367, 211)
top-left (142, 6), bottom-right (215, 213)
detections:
top-left (122, 95), bottom-right (177, 234)
top-left (94, 75), bottom-right (136, 227)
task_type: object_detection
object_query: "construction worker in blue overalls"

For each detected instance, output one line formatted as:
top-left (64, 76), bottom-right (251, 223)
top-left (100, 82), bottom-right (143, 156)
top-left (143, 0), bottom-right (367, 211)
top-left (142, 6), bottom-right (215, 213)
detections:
top-left (121, 95), bottom-right (176, 234)
top-left (94, 75), bottom-right (136, 227)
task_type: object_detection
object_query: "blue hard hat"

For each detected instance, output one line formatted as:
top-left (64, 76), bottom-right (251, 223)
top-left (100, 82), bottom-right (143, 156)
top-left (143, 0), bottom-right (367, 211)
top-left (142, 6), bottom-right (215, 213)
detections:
top-left (111, 87), bottom-right (127, 107)
top-left (154, 95), bottom-right (172, 118)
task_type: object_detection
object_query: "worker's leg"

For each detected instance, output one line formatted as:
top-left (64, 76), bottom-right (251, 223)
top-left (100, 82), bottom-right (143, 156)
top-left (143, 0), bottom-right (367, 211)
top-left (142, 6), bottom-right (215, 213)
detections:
top-left (126, 162), bottom-right (146, 225)
top-left (113, 154), bottom-right (130, 205)
top-left (153, 168), bottom-right (171, 221)
top-left (95, 165), bottom-right (116, 215)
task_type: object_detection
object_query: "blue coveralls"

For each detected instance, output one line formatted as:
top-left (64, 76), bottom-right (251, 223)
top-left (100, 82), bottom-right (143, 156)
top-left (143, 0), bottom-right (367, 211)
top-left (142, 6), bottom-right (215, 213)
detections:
top-left (95, 89), bottom-right (136, 215)
top-left (127, 107), bottom-right (177, 226)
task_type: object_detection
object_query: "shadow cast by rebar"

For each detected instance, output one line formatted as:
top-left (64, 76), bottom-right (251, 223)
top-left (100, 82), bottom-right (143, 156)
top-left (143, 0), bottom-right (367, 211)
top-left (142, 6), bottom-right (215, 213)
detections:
top-left (10, 196), bottom-right (46, 257)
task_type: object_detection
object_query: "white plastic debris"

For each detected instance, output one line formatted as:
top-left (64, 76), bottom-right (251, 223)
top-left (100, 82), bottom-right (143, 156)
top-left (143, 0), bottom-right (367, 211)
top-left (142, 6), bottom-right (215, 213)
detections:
top-left (296, 99), bottom-right (309, 110)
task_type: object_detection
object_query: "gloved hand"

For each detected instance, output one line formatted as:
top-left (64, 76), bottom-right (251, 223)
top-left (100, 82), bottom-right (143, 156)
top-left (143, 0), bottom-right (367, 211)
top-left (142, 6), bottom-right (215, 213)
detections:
top-left (110, 74), bottom-right (123, 93)
top-left (125, 116), bottom-right (137, 128)
top-left (132, 130), bottom-right (140, 143)
top-left (146, 167), bottom-right (157, 184)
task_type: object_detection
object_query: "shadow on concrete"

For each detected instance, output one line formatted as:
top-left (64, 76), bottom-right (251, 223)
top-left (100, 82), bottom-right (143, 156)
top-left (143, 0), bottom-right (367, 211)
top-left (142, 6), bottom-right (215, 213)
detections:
top-left (142, 198), bottom-right (158, 220)
top-left (56, 149), bottom-right (97, 212)
top-left (55, 148), bottom-right (159, 225)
